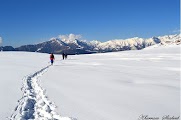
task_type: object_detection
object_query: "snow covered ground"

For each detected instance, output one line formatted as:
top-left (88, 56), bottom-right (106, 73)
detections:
top-left (0, 52), bottom-right (47, 119)
top-left (0, 45), bottom-right (180, 120)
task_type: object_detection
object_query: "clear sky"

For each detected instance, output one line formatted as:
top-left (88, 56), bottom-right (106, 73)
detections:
top-left (0, 0), bottom-right (180, 47)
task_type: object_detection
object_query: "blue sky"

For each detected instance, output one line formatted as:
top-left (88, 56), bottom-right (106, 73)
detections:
top-left (0, 0), bottom-right (180, 47)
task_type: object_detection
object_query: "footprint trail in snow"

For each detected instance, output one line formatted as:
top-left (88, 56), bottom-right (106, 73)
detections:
top-left (10, 65), bottom-right (76, 120)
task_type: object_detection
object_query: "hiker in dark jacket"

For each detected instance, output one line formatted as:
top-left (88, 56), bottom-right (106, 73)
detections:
top-left (65, 53), bottom-right (68, 59)
top-left (62, 53), bottom-right (65, 60)
top-left (50, 53), bottom-right (55, 65)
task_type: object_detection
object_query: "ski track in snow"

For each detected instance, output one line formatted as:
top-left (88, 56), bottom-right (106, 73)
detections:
top-left (10, 65), bottom-right (76, 120)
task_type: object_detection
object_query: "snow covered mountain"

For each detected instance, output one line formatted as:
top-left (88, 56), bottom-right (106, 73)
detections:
top-left (91, 34), bottom-right (180, 52)
top-left (1, 34), bottom-right (180, 54)
top-left (144, 34), bottom-right (181, 49)
top-left (14, 38), bottom-right (95, 54)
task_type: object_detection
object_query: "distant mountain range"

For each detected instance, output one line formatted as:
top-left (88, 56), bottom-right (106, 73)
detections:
top-left (0, 34), bottom-right (180, 54)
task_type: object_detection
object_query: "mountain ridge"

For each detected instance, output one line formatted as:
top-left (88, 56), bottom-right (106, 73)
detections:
top-left (0, 34), bottom-right (180, 54)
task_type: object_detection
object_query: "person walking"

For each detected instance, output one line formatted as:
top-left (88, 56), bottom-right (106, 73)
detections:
top-left (50, 53), bottom-right (55, 65)
top-left (62, 52), bottom-right (65, 60)
top-left (65, 53), bottom-right (68, 59)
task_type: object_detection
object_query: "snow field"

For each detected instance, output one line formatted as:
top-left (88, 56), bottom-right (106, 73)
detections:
top-left (40, 45), bottom-right (180, 120)
top-left (0, 45), bottom-right (180, 120)
top-left (0, 52), bottom-right (74, 120)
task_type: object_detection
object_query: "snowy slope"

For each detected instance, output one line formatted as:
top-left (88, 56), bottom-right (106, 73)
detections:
top-left (0, 52), bottom-right (73, 120)
top-left (40, 45), bottom-right (180, 120)
top-left (0, 52), bottom-right (47, 119)
top-left (0, 45), bottom-right (180, 120)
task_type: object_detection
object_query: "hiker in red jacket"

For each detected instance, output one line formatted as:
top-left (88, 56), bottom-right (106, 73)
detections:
top-left (50, 53), bottom-right (55, 65)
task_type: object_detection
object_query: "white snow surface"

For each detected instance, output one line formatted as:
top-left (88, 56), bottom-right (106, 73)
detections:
top-left (0, 45), bottom-right (180, 120)
top-left (0, 52), bottom-right (73, 120)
